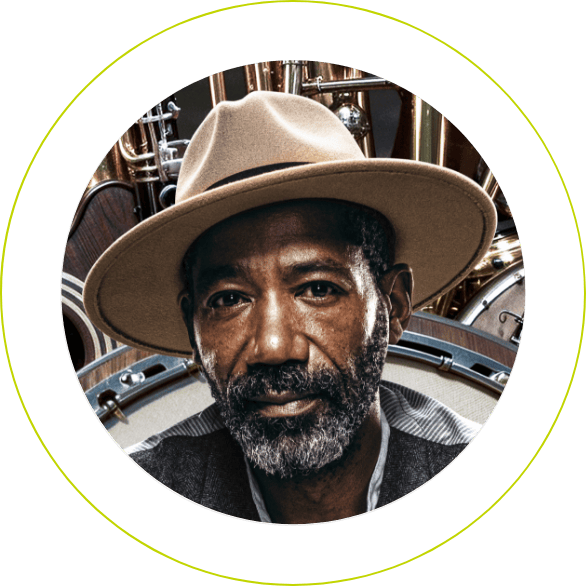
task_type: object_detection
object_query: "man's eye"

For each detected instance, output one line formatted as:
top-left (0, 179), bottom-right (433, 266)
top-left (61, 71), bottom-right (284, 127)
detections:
top-left (209, 292), bottom-right (247, 308)
top-left (298, 282), bottom-right (339, 299)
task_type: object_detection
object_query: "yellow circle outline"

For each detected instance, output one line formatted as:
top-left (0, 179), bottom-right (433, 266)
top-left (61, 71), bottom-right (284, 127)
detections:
top-left (1, 2), bottom-right (584, 584)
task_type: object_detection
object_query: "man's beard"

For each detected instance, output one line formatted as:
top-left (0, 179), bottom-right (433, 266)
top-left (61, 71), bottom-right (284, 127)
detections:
top-left (203, 306), bottom-right (388, 479)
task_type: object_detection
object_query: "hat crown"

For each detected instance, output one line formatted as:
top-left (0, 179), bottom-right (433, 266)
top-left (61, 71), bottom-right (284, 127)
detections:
top-left (176, 91), bottom-right (365, 202)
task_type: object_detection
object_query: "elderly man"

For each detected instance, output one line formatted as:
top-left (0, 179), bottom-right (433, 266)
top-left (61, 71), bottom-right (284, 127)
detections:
top-left (84, 91), bottom-right (496, 523)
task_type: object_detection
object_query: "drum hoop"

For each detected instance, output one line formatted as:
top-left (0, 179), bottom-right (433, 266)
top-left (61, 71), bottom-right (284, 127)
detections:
top-left (87, 333), bottom-right (509, 425)
top-left (392, 331), bottom-right (509, 395)
top-left (457, 262), bottom-right (525, 326)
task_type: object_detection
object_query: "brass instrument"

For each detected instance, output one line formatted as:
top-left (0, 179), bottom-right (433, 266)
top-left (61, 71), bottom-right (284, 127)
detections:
top-left (63, 97), bottom-right (185, 367)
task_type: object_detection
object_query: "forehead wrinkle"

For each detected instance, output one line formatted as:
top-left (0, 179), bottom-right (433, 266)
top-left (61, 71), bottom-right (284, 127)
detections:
top-left (193, 239), bottom-right (368, 298)
top-left (279, 258), bottom-right (355, 283)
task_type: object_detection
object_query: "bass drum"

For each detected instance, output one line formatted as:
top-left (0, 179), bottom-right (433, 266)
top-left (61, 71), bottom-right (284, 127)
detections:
top-left (83, 319), bottom-right (513, 449)
top-left (456, 261), bottom-right (525, 345)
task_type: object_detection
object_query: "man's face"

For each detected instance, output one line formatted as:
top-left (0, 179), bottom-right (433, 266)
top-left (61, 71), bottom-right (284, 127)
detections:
top-left (186, 201), bottom-right (390, 477)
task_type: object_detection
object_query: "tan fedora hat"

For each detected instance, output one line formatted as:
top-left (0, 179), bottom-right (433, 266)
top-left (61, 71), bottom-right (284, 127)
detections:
top-left (83, 91), bottom-right (497, 358)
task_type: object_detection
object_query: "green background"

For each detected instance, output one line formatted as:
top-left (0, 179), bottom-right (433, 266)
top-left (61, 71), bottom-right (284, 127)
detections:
top-left (0, 0), bottom-right (586, 584)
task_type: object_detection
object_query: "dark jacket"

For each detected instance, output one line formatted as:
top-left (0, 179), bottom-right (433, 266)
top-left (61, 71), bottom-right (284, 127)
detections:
top-left (129, 381), bottom-right (477, 521)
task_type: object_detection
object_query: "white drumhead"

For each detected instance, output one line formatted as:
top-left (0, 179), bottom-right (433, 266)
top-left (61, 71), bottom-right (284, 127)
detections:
top-left (383, 357), bottom-right (498, 425)
top-left (105, 373), bottom-right (214, 449)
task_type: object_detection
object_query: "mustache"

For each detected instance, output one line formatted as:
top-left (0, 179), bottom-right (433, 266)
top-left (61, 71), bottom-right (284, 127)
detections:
top-left (225, 363), bottom-right (344, 411)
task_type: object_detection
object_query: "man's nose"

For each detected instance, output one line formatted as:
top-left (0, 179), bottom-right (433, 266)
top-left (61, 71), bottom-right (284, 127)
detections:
top-left (249, 295), bottom-right (309, 366)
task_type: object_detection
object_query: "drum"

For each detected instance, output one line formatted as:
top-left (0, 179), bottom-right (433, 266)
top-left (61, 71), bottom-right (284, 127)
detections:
top-left (83, 320), bottom-right (511, 449)
top-left (456, 261), bottom-right (525, 345)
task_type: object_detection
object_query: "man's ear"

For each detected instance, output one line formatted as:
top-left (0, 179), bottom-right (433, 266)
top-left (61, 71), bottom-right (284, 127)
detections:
top-left (378, 263), bottom-right (414, 345)
top-left (179, 291), bottom-right (197, 351)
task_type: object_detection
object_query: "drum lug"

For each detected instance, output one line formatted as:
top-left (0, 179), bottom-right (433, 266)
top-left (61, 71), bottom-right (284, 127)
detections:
top-left (119, 370), bottom-right (146, 387)
top-left (102, 397), bottom-right (129, 424)
top-left (438, 356), bottom-right (454, 372)
top-left (490, 371), bottom-right (510, 385)
top-left (87, 354), bottom-right (201, 423)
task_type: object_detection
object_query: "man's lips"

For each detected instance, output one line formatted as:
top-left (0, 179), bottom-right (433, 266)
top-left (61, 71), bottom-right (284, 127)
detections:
top-left (249, 391), bottom-right (315, 405)
top-left (247, 392), bottom-right (323, 417)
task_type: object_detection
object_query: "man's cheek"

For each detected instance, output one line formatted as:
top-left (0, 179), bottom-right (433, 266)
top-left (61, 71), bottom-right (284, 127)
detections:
top-left (193, 321), bottom-right (219, 372)
top-left (326, 309), bottom-right (371, 342)
top-left (194, 339), bottom-right (220, 383)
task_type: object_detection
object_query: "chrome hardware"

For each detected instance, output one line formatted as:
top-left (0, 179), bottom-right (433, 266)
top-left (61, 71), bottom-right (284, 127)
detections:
top-left (140, 101), bottom-right (180, 124)
top-left (389, 331), bottom-right (511, 394)
top-left (315, 75), bottom-right (323, 93)
top-left (499, 309), bottom-right (523, 346)
top-left (86, 355), bottom-right (198, 422)
top-left (186, 359), bottom-right (207, 382)
top-left (120, 370), bottom-right (146, 386)
top-left (159, 184), bottom-right (176, 208)
top-left (438, 356), bottom-right (454, 372)
top-left (283, 60), bottom-right (306, 94)
top-left (332, 102), bottom-right (371, 139)
top-left (102, 398), bottom-right (129, 424)
top-left (160, 139), bottom-right (189, 180)
top-left (499, 309), bottom-right (524, 325)
top-left (490, 371), bottom-right (510, 385)
top-left (302, 76), bottom-right (397, 95)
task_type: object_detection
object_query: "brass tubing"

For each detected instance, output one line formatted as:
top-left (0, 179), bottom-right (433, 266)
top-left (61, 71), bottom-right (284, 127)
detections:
top-left (244, 64), bottom-right (258, 92)
top-left (413, 97), bottom-right (443, 163)
top-left (437, 115), bottom-right (448, 167)
top-left (118, 138), bottom-right (153, 163)
top-left (146, 117), bottom-right (167, 183)
top-left (244, 62), bottom-right (274, 93)
top-left (85, 144), bottom-right (132, 193)
top-left (209, 73), bottom-right (227, 106)
top-left (255, 62), bottom-right (273, 91)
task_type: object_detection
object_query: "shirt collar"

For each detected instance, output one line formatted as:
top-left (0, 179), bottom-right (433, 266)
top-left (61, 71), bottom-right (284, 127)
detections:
top-left (244, 406), bottom-right (390, 523)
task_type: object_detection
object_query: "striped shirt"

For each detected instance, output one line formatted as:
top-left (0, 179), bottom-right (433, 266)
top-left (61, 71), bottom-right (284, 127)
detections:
top-left (127, 382), bottom-right (479, 454)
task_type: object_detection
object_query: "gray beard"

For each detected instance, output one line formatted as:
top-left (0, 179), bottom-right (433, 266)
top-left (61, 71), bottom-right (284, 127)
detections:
top-left (203, 307), bottom-right (388, 479)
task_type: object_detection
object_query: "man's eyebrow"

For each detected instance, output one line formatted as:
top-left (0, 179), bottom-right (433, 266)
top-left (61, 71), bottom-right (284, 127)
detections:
top-left (195, 265), bottom-right (248, 295)
top-left (282, 260), bottom-right (354, 280)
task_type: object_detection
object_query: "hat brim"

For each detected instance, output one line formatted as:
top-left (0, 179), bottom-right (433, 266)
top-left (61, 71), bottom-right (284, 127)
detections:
top-left (83, 159), bottom-right (496, 357)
